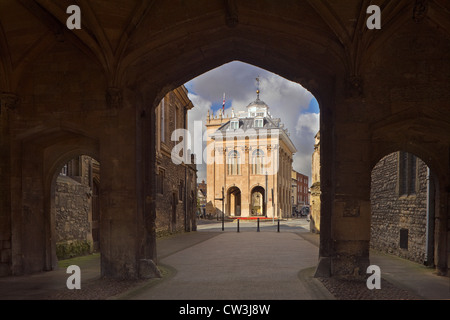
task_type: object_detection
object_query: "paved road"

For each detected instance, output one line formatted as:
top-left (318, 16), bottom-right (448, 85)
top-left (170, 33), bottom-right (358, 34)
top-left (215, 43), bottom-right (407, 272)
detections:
top-left (126, 230), bottom-right (329, 300)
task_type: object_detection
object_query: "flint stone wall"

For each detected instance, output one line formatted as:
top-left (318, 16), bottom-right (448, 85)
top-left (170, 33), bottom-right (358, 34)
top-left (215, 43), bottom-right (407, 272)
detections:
top-left (370, 152), bottom-right (428, 264)
top-left (55, 175), bottom-right (92, 256)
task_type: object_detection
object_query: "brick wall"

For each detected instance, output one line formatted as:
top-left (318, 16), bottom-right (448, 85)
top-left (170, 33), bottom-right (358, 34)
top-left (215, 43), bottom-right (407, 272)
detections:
top-left (370, 152), bottom-right (429, 264)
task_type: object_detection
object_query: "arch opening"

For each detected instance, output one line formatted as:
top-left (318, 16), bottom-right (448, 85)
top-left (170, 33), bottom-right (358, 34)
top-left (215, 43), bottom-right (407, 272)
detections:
top-left (370, 151), bottom-right (437, 267)
top-left (227, 186), bottom-right (242, 217)
top-left (51, 155), bottom-right (101, 264)
top-left (181, 61), bottom-right (317, 221)
top-left (250, 186), bottom-right (266, 217)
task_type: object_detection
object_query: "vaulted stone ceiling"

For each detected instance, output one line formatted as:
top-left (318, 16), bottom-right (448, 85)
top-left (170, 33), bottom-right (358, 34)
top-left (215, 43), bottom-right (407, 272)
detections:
top-left (1, 0), bottom-right (449, 94)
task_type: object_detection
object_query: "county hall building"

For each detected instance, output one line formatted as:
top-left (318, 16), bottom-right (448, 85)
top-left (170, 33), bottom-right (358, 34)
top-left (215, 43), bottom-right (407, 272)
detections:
top-left (205, 89), bottom-right (296, 219)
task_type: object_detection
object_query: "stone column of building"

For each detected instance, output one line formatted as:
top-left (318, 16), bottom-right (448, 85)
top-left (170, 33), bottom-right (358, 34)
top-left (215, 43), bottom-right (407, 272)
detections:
top-left (139, 91), bottom-right (158, 275)
top-left (314, 94), bottom-right (339, 278)
top-left (99, 88), bottom-right (149, 279)
top-left (0, 94), bottom-right (17, 276)
top-left (436, 182), bottom-right (450, 275)
top-left (330, 95), bottom-right (372, 277)
top-left (430, 158), bottom-right (450, 275)
top-left (310, 132), bottom-right (320, 233)
top-left (242, 145), bottom-right (250, 217)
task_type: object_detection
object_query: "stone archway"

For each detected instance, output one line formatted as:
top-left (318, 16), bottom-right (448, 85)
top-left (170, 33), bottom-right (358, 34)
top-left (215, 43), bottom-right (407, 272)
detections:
top-left (1, 1), bottom-right (449, 280)
top-left (370, 151), bottom-right (436, 266)
top-left (53, 155), bottom-right (101, 261)
top-left (250, 186), bottom-right (266, 217)
top-left (7, 129), bottom-right (100, 275)
top-left (227, 186), bottom-right (241, 217)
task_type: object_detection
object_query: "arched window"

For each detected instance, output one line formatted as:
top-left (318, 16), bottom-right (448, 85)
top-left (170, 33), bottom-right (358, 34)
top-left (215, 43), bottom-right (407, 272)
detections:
top-left (227, 150), bottom-right (241, 175)
top-left (252, 149), bottom-right (264, 175)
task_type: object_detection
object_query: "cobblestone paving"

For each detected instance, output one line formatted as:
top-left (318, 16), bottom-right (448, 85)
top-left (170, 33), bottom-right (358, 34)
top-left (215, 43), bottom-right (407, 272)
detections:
top-left (47, 278), bottom-right (149, 300)
top-left (47, 274), bottom-right (422, 300)
top-left (317, 277), bottom-right (421, 300)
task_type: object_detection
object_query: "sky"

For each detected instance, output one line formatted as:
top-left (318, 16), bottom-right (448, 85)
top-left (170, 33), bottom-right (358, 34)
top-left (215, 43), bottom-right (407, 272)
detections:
top-left (184, 61), bottom-right (320, 184)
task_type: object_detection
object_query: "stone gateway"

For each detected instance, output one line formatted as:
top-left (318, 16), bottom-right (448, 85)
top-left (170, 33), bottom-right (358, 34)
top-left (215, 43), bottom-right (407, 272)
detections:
top-left (0, 1), bottom-right (448, 279)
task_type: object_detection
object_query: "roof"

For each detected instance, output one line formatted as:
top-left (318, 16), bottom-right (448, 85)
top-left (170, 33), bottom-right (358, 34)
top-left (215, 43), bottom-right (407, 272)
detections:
top-left (208, 95), bottom-right (297, 154)
top-left (210, 116), bottom-right (297, 154)
top-left (215, 116), bottom-right (282, 132)
top-left (246, 97), bottom-right (269, 109)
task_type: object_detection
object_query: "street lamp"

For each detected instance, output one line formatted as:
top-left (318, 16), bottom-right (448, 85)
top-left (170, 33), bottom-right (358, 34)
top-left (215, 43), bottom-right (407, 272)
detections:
top-left (215, 186), bottom-right (225, 231)
top-left (265, 169), bottom-right (268, 219)
top-left (272, 188), bottom-right (274, 224)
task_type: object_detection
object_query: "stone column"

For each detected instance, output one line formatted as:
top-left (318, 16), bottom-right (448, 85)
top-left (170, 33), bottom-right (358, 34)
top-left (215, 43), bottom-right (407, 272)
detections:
top-left (137, 96), bottom-right (160, 278)
top-left (242, 145), bottom-right (250, 217)
top-left (435, 184), bottom-right (449, 275)
top-left (315, 100), bottom-right (333, 277)
top-left (332, 99), bottom-right (372, 277)
top-left (14, 139), bottom-right (48, 275)
top-left (0, 93), bottom-right (17, 276)
top-left (99, 88), bottom-right (143, 279)
top-left (316, 88), bottom-right (372, 278)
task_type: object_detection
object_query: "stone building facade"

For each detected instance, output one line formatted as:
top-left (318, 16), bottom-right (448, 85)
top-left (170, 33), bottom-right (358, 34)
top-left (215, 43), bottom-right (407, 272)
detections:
top-left (310, 131), bottom-right (321, 233)
top-left (206, 91), bottom-right (296, 218)
top-left (370, 152), bottom-right (432, 265)
top-left (55, 155), bottom-right (100, 259)
top-left (155, 85), bottom-right (197, 235)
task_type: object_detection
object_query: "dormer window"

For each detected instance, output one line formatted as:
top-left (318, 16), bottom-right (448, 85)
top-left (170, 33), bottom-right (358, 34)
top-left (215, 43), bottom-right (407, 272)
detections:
top-left (230, 120), bottom-right (239, 130)
top-left (254, 118), bottom-right (264, 128)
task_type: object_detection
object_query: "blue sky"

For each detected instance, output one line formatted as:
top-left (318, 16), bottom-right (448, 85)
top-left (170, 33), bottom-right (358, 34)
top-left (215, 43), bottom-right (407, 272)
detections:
top-left (185, 61), bottom-right (320, 183)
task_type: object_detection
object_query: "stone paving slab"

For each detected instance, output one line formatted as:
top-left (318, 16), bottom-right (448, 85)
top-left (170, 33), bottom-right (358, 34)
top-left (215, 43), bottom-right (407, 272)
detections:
top-left (124, 232), bottom-right (332, 300)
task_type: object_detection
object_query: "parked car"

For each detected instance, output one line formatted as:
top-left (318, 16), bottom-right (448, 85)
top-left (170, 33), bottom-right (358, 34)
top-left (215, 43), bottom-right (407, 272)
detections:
top-left (299, 206), bottom-right (310, 217)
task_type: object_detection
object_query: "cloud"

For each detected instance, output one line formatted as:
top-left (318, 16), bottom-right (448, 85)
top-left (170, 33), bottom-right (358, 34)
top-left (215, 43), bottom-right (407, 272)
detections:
top-left (293, 113), bottom-right (320, 179)
top-left (185, 61), bottom-right (320, 183)
top-left (295, 113), bottom-right (320, 136)
top-left (186, 93), bottom-right (212, 182)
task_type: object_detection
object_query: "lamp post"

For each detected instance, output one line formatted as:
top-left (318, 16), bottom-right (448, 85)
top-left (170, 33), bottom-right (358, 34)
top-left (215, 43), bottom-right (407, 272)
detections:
top-left (265, 169), bottom-right (268, 219)
top-left (215, 186), bottom-right (225, 231)
top-left (272, 188), bottom-right (274, 224)
top-left (222, 187), bottom-right (224, 231)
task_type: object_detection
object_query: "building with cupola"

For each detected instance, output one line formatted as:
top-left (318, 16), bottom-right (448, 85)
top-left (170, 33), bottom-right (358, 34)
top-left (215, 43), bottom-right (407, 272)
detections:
top-left (205, 86), bottom-right (297, 219)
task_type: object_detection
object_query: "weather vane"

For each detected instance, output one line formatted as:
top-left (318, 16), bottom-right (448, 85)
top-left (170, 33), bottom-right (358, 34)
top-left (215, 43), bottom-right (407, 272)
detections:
top-left (256, 75), bottom-right (260, 100)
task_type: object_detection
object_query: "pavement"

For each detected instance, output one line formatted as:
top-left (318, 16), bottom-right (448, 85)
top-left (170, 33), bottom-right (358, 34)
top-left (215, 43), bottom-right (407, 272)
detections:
top-left (0, 218), bottom-right (448, 300)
